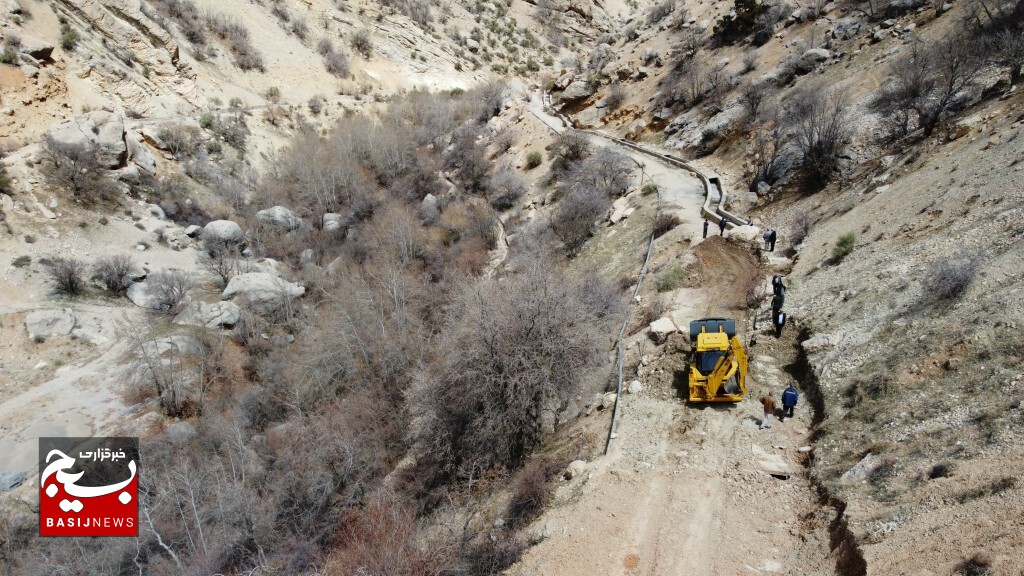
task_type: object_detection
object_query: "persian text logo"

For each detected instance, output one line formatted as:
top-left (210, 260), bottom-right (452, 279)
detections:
top-left (38, 437), bottom-right (139, 537)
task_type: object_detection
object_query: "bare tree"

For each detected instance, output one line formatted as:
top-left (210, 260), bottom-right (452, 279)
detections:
top-left (739, 80), bottom-right (770, 123)
top-left (550, 188), bottom-right (610, 256)
top-left (488, 169), bottom-right (527, 211)
top-left (44, 257), bottom-right (87, 296)
top-left (40, 137), bottom-right (119, 204)
top-left (92, 255), bottom-right (136, 295)
top-left (788, 88), bottom-right (851, 187)
top-left (749, 120), bottom-right (792, 191)
top-left (990, 28), bottom-right (1024, 87)
top-left (918, 33), bottom-right (982, 136)
top-left (148, 270), bottom-right (195, 314)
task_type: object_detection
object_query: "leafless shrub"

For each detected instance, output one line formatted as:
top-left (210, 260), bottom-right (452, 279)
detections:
top-left (739, 80), bottom-right (770, 123)
top-left (40, 137), bottom-right (120, 204)
top-left (493, 127), bottom-right (518, 155)
top-left (324, 47), bottom-right (350, 76)
top-left (410, 265), bottom-right (619, 475)
top-left (604, 83), bottom-right (626, 111)
top-left (44, 257), bottom-right (87, 296)
top-left (506, 459), bottom-right (563, 530)
top-left (199, 244), bottom-right (241, 288)
top-left (549, 129), bottom-right (591, 175)
top-left (788, 88), bottom-right (851, 188)
top-left (351, 29), bottom-right (373, 57)
top-left (647, 0), bottom-right (674, 25)
top-left (956, 552), bottom-right (992, 576)
top-left (742, 49), bottom-right (759, 73)
top-left (148, 270), bottom-right (194, 314)
top-left (92, 255), bottom-right (135, 295)
top-left (652, 212), bottom-right (681, 238)
top-left (925, 252), bottom-right (981, 301)
top-left (488, 169), bottom-right (526, 211)
top-left (987, 28), bottom-right (1024, 87)
top-left (461, 532), bottom-right (527, 574)
top-left (789, 208), bottom-right (814, 246)
top-left (291, 15), bottom-right (308, 39)
top-left (749, 120), bottom-right (793, 191)
top-left (445, 128), bottom-right (491, 193)
top-left (551, 188), bottom-right (609, 256)
top-left (206, 13), bottom-right (265, 71)
top-left (678, 26), bottom-right (704, 60)
top-left (157, 124), bottom-right (201, 158)
top-left (560, 147), bottom-right (632, 198)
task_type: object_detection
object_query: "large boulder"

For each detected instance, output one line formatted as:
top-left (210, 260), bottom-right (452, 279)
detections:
top-left (126, 282), bottom-right (165, 310)
top-left (256, 206), bottom-right (302, 231)
top-left (649, 316), bottom-right (679, 344)
top-left (25, 309), bottom-right (76, 339)
top-left (222, 272), bottom-right (305, 304)
top-left (125, 131), bottom-right (156, 175)
top-left (173, 301), bottom-right (241, 329)
top-left (801, 333), bottom-right (837, 353)
top-left (202, 220), bottom-right (244, 244)
top-left (18, 35), bottom-right (53, 61)
top-left (46, 112), bottom-right (126, 168)
top-left (727, 224), bottom-right (761, 244)
top-left (321, 213), bottom-right (343, 232)
top-left (561, 79), bottom-right (597, 101)
top-left (798, 48), bottom-right (831, 73)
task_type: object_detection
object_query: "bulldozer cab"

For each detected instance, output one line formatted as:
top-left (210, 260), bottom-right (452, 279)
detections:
top-left (687, 318), bottom-right (747, 403)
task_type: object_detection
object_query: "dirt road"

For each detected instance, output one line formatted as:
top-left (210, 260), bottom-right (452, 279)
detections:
top-left (514, 102), bottom-right (840, 573)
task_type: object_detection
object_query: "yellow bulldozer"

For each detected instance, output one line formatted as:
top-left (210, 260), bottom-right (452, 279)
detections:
top-left (687, 318), bottom-right (748, 403)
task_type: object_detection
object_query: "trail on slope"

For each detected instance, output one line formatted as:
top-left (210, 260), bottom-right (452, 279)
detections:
top-left (517, 95), bottom-right (838, 575)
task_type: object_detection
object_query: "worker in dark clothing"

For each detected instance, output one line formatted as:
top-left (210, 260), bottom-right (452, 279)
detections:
top-left (773, 310), bottom-right (786, 338)
top-left (771, 292), bottom-right (785, 318)
top-left (718, 217), bottom-right (728, 236)
top-left (781, 385), bottom-right (799, 420)
top-left (772, 274), bottom-right (785, 296)
top-left (703, 218), bottom-right (709, 239)
top-left (763, 228), bottom-right (772, 250)
top-left (769, 228), bottom-right (777, 252)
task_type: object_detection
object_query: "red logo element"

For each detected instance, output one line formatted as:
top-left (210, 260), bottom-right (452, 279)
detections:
top-left (38, 441), bottom-right (138, 537)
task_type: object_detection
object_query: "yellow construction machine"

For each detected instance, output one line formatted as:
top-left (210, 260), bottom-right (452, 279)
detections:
top-left (687, 318), bottom-right (748, 403)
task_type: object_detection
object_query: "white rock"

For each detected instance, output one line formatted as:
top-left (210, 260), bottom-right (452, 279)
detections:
top-left (649, 316), bottom-right (679, 344)
top-left (321, 213), bottom-right (343, 232)
top-left (840, 453), bottom-right (879, 484)
top-left (256, 206), bottom-right (302, 231)
top-left (627, 380), bottom-right (643, 394)
top-left (727, 224), bottom-right (761, 243)
top-left (46, 111), bottom-right (126, 168)
top-left (173, 301), bottom-right (241, 329)
top-left (203, 220), bottom-right (244, 244)
top-left (71, 327), bottom-right (110, 345)
top-left (126, 281), bottom-right (167, 310)
top-left (564, 460), bottom-right (588, 480)
top-left (184, 225), bottom-right (202, 238)
top-left (222, 272), bottom-right (305, 303)
top-left (25, 309), bottom-right (76, 339)
top-left (801, 333), bottom-right (837, 353)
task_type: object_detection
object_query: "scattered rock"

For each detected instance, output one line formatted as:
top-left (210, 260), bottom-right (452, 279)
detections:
top-left (627, 380), bottom-right (643, 394)
top-left (0, 471), bottom-right (27, 492)
top-left (71, 326), bottom-right (110, 345)
top-left (756, 181), bottom-right (771, 196)
top-left (256, 206), bottom-right (302, 231)
top-left (184, 225), bottom-right (202, 238)
top-left (25, 309), bottom-right (76, 339)
top-left (164, 421), bottom-right (197, 446)
top-left (564, 460), bottom-right (588, 480)
top-left (173, 301), bottom-right (241, 329)
top-left (125, 131), bottom-right (156, 175)
top-left (601, 392), bottom-right (617, 409)
top-left (126, 281), bottom-right (171, 310)
top-left (222, 272), bottom-right (305, 303)
top-left (840, 453), bottom-right (879, 484)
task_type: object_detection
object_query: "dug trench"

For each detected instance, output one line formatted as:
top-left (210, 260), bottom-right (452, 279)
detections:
top-left (781, 326), bottom-right (868, 576)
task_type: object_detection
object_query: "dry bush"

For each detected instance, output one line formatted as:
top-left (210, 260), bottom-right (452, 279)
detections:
top-left (461, 533), bottom-right (527, 575)
top-left (550, 188), bottom-right (609, 256)
top-left (739, 80), bottom-right (770, 123)
top-left (549, 129), bottom-right (591, 175)
top-left (525, 150), bottom-right (543, 169)
top-left (789, 88), bottom-right (851, 188)
top-left (206, 13), bottom-right (265, 71)
top-left (351, 29), bottom-right (373, 57)
top-left (92, 255), bottom-right (135, 295)
top-left (409, 264), bottom-right (619, 476)
top-left (559, 147), bottom-right (632, 198)
top-left (488, 169), bottom-right (527, 211)
top-left (647, 0), bottom-right (674, 25)
top-left (749, 120), bottom-right (793, 191)
top-left (988, 28), bottom-right (1024, 87)
top-left (652, 212), bottom-right (681, 238)
top-left (40, 137), bottom-right (120, 204)
top-left (158, 123), bottom-right (202, 158)
top-left (445, 128), bottom-right (491, 193)
top-left (924, 253), bottom-right (981, 301)
top-left (44, 257), bottom-right (87, 296)
top-left (506, 458), bottom-right (566, 530)
top-left (148, 270), bottom-right (194, 314)
top-left (604, 83), bottom-right (626, 111)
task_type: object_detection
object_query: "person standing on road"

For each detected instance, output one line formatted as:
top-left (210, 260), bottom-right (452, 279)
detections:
top-left (781, 385), bottom-right (799, 420)
top-left (763, 228), bottom-right (773, 251)
top-left (703, 218), bottom-right (709, 239)
top-left (719, 217), bottom-right (728, 236)
top-left (760, 391), bottom-right (776, 429)
top-left (773, 309), bottom-right (787, 338)
top-left (769, 228), bottom-right (777, 252)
